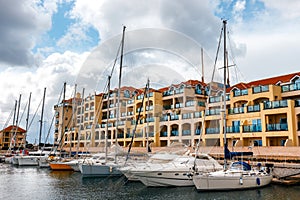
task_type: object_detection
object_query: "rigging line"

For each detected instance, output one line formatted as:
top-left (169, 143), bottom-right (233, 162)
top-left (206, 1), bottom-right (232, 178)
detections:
top-left (2, 106), bottom-right (14, 130)
top-left (125, 81), bottom-right (148, 163)
top-left (211, 25), bottom-right (224, 83)
top-left (27, 96), bottom-right (43, 131)
top-left (42, 87), bottom-right (64, 151)
top-left (100, 39), bottom-right (123, 94)
top-left (194, 24), bottom-right (224, 169)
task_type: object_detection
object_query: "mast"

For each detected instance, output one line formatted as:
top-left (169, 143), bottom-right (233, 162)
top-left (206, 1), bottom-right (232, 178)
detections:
top-left (70, 84), bottom-right (77, 157)
top-left (201, 48), bottom-right (204, 83)
top-left (146, 78), bottom-right (150, 152)
top-left (223, 20), bottom-right (228, 169)
top-left (39, 88), bottom-right (46, 146)
top-left (76, 88), bottom-right (84, 158)
top-left (10, 100), bottom-right (17, 149)
top-left (24, 92), bottom-right (32, 148)
top-left (115, 26), bottom-right (126, 146)
top-left (13, 94), bottom-right (22, 147)
top-left (60, 82), bottom-right (66, 151)
top-left (105, 76), bottom-right (111, 163)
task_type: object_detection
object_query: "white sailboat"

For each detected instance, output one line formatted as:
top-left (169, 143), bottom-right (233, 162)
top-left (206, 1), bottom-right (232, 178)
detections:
top-left (192, 20), bottom-right (273, 191)
top-left (80, 26), bottom-right (126, 177)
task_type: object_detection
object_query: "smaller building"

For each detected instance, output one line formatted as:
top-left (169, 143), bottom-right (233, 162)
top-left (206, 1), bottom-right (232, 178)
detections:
top-left (0, 125), bottom-right (26, 150)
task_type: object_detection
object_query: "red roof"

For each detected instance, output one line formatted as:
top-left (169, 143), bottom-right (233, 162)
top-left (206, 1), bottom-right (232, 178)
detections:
top-left (248, 72), bottom-right (300, 87)
top-left (228, 72), bottom-right (300, 92)
top-left (0, 125), bottom-right (26, 133)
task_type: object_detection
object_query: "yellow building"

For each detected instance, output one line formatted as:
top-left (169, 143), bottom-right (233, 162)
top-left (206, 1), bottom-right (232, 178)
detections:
top-left (0, 125), bottom-right (26, 150)
top-left (55, 72), bottom-right (300, 150)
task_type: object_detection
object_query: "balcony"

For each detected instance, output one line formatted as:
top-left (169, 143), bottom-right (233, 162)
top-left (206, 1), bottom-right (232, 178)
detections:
top-left (206, 127), bottom-right (220, 134)
top-left (160, 115), bottom-right (168, 121)
top-left (182, 130), bottom-right (191, 136)
top-left (127, 111), bottom-right (134, 116)
top-left (226, 126), bottom-right (240, 133)
top-left (170, 114), bottom-right (179, 120)
top-left (243, 124), bottom-right (262, 132)
top-left (185, 101), bottom-right (195, 107)
top-left (163, 105), bottom-right (172, 110)
top-left (182, 113), bottom-right (192, 119)
top-left (174, 88), bottom-right (184, 94)
top-left (295, 99), bottom-right (300, 107)
top-left (281, 82), bottom-right (300, 92)
top-left (171, 130), bottom-right (179, 136)
top-left (175, 103), bottom-right (183, 108)
top-left (247, 104), bottom-right (260, 112)
top-left (127, 99), bottom-right (134, 104)
top-left (145, 117), bottom-right (155, 122)
top-left (137, 95), bottom-right (144, 100)
top-left (146, 105), bottom-right (153, 111)
top-left (194, 111), bottom-right (202, 118)
top-left (136, 133), bottom-right (143, 138)
top-left (209, 96), bottom-right (221, 103)
top-left (163, 90), bottom-right (173, 96)
top-left (253, 85), bottom-right (269, 94)
top-left (233, 89), bottom-right (248, 97)
top-left (228, 107), bottom-right (244, 115)
top-left (117, 134), bottom-right (124, 138)
top-left (195, 88), bottom-right (203, 95)
top-left (160, 131), bottom-right (168, 137)
top-left (205, 109), bottom-right (220, 116)
top-left (195, 129), bottom-right (201, 135)
top-left (264, 100), bottom-right (288, 109)
top-left (266, 123), bottom-right (288, 131)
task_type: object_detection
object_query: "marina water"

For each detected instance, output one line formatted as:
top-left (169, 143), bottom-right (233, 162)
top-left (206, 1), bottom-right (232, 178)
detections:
top-left (1, 163), bottom-right (299, 200)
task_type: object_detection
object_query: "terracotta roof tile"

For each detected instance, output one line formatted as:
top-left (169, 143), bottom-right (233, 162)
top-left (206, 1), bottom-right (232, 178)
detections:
top-left (0, 125), bottom-right (26, 133)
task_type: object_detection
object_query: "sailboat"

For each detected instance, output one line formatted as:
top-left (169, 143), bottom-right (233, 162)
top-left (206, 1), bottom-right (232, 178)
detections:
top-left (79, 26), bottom-right (126, 177)
top-left (192, 20), bottom-right (273, 191)
top-left (18, 88), bottom-right (54, 166)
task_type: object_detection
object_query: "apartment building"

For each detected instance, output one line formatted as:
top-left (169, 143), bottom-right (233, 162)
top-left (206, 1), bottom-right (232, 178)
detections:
top-left (55, 72), bottom-right (300, 150)
top-left (0, 125), bottom-right (26, 150)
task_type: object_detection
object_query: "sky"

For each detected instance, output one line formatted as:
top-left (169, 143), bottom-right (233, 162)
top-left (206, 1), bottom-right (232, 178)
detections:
top-left (0, 0), bottom-right (300, 143)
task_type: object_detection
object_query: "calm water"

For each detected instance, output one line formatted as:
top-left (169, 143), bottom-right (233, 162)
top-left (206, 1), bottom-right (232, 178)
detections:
top-left (0, 163), bottom-right (299, 200)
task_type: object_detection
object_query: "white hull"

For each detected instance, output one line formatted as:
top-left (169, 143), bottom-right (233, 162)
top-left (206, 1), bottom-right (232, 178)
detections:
top-left (134, 171), bottom-right (194, 187)
top-left (193, 170), bottom-right (273, 190)
top-left (80, 162), bottom-right (122, 177)
top-left (37, 156), bottom-right (50, 168)
top-left (120, 154), bottom-right (222, 187)
top-left (11, 156), bottom-right (19, 165)
top-left (18, 156), bottom-right (39, 166)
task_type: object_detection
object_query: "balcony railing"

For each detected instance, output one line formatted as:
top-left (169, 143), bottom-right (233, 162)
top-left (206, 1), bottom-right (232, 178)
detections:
top-left (281, 82), bottom-right (300, 92)
top-left (205, 109), bottom-right (220, 116)
top-left (233, 89), bottom-right (248, 97)
top-left (266, 123), bottom-right (288, 131)
top-left (206, 127), bottom-right (220, 134)
top-left (247, 104), bottom-right (260, 112)
top-left (182, 113), bottom-right (192, 119)
top-left (295, 99), bottom-right (300, 107)
top-left (243, 124), bottom-right (262, 132)
top-left (195, 129), bottom-right (201, 135)
top-left (160, 132), bottom-right (168, 137)
top-left (171, 130), bottom-right (179, 136)
top-left (226, 126), bottom-right (240, 133)
top-left (228, 107), bottom-right (244, 114)
top-left (182, 130), bottom-right (191, 136)
top-left (170, 114), bottom-right (179, 120)
top-left (264, 100), bottom-right (288, 109)
top-left (185, 101), bottom-right (195, 107)
top-left (194, 111), bottom-right (202, 118)
top-left (253, 85), bottom-right (269, 94)
top-left (160, 115), bottom-right (168, 121)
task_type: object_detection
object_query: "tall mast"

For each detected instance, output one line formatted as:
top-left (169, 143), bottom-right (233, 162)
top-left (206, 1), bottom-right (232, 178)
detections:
top-left (223, 20), bottom-right (228, 169)
top-left (105, 76), bottom-right (111, 163)
top-left (24, 92), bottom-right (32, 148)
top-left (60, 82), bottom-right (66, 151)
top-left (76, 88), bottom-right (85, 158)
top-left (146, 78), bottom-right (150, 152)
top-left (201, 48), bottom-right (204, 83)
top-left (115, 26), bottom-right (126, 145)
top-left (39, 88), bottom-right (46, 146)
top-left (70, 84), bottom-right (77, 157)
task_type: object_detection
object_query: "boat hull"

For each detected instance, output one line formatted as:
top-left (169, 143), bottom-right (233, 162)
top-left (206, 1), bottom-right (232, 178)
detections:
top-left (18, 156), bottom-right (39, 166)
top-left (80, 163), bottom-right (122, 177)
top-left (50, 162), bottom-right (74, 171)
top-left (134, 171), bottom-right (194, 187)
top-left (193, 171), bottom-right (273, 191)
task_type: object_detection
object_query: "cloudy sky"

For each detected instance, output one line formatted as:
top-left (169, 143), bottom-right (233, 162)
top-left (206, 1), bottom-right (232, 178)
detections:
top-left (1, 0), bottom-right (300, 143)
